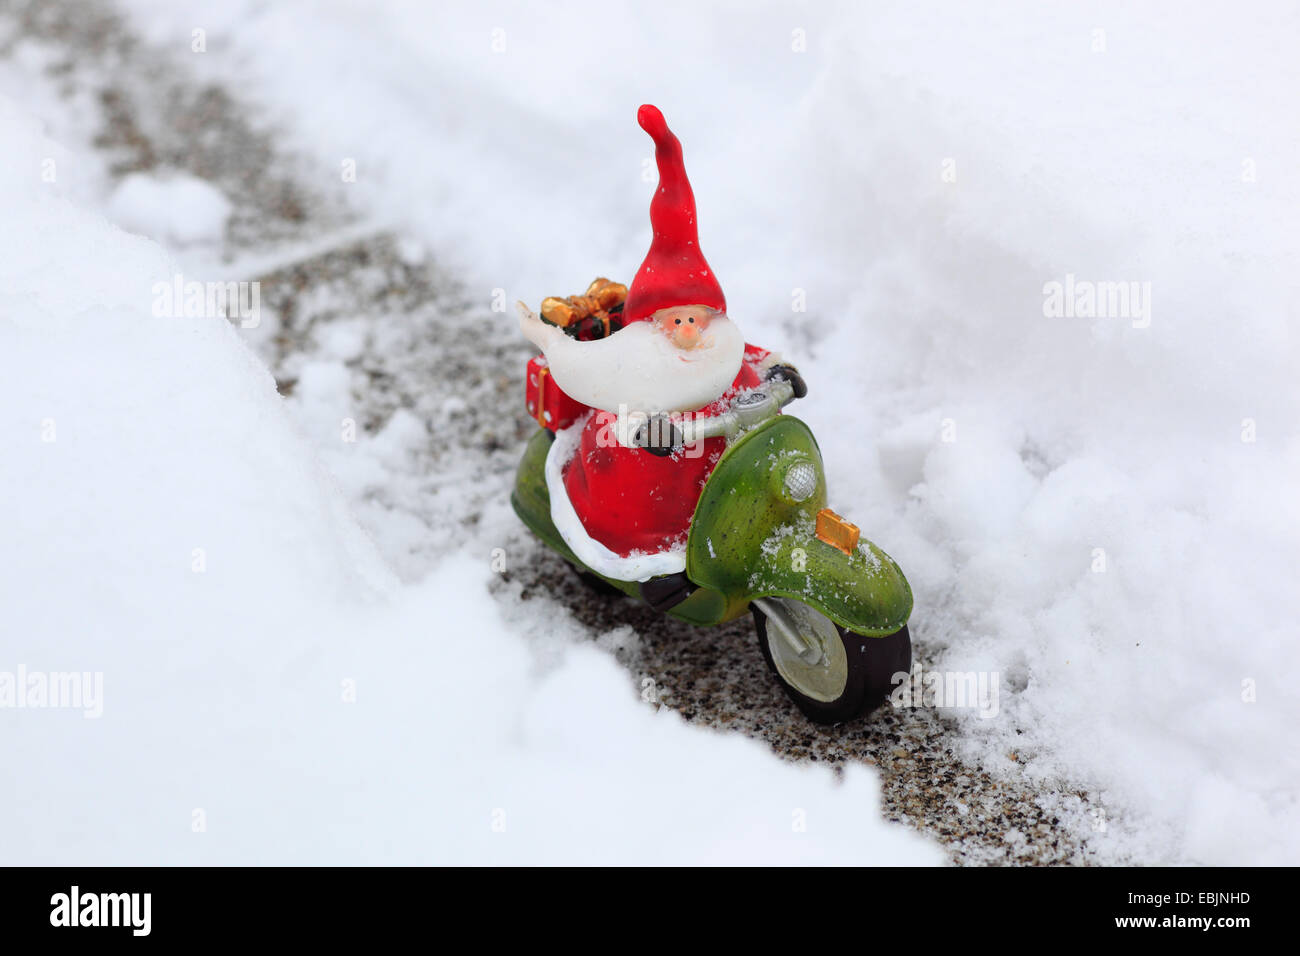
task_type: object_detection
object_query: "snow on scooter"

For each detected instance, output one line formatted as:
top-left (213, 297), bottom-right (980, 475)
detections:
top-left (511, 106), bottom-right (913, 724)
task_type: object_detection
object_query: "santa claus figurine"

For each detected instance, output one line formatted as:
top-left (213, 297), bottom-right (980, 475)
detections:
top-left (519, 104), bottom-right (805, 610)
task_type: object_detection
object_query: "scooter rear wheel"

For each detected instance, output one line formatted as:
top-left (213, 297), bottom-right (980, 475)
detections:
top-left (751, 598), bottom-right (911, 724)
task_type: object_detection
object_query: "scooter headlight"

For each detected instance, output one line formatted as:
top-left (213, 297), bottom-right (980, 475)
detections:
top-left (782, 461), bottom-right (818, 502)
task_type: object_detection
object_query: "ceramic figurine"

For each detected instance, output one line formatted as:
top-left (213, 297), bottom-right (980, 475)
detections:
top-left (513, 104), bottom-right (912, 723)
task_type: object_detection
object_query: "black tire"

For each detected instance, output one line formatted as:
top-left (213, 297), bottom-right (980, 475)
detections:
top-left (752, 603), bottom-right (911, 724)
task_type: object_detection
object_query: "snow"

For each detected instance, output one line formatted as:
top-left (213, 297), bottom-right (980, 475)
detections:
top-left (0, 97), bottom-right (939, 864)
top-left (106, 170), bottom-right (232, 247)
top-left (108, 0), bottom-right (1300, 864)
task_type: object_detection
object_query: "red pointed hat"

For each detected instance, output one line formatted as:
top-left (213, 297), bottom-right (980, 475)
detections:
top-left (623, 105), bottom-right (726, 323)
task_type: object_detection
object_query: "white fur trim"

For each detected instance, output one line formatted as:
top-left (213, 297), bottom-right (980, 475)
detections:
top-left (545, 416), bottom-right (687, 583)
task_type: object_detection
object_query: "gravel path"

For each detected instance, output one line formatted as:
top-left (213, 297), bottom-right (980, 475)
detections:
top-left (3, 0), bottom-right (1113, 864)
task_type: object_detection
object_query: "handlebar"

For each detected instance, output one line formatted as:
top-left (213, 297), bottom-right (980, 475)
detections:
top-left (678, 378), bottom-right (796, 444)
top-left (623, 379), bottom-right (797, 452)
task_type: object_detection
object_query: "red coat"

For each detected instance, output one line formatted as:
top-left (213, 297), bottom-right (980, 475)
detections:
top-left (561, 344), bottom-right (771, 557)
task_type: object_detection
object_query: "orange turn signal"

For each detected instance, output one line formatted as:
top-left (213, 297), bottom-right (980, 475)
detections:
top-left (815, 508), bottom-right (860, 555)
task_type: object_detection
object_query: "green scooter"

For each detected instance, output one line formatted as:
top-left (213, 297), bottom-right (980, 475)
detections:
top-left (511, 378), bottom-right (914, 724)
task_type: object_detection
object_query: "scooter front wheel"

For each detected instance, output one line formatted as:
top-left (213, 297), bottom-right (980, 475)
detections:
top-left (751, 598), bottom-right (911, 724)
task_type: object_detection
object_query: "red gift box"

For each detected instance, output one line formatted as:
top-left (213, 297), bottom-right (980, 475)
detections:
top-left (525, 355), bottom-right (586, 431)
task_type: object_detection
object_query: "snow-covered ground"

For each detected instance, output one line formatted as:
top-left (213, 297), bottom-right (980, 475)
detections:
top-left (3, 0), bottom-right (1298, 864)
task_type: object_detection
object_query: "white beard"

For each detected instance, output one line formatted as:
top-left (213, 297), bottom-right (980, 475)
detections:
top-left (517, 303), bottom-right (744, 414)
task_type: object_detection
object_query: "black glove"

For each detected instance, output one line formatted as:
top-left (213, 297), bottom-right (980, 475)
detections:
top-left (765, 363), bottom-right (808, 399)
top-left (631, 414), bottom-right (684, 457)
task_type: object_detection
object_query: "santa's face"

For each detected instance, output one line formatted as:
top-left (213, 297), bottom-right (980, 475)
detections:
top-left (652, 305), bottom-right (714, 350)
top-left (519, 301), bottom-right (744, 414)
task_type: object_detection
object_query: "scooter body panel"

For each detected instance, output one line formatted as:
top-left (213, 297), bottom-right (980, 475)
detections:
top-left (685, 417), bottom-right (913, 637)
